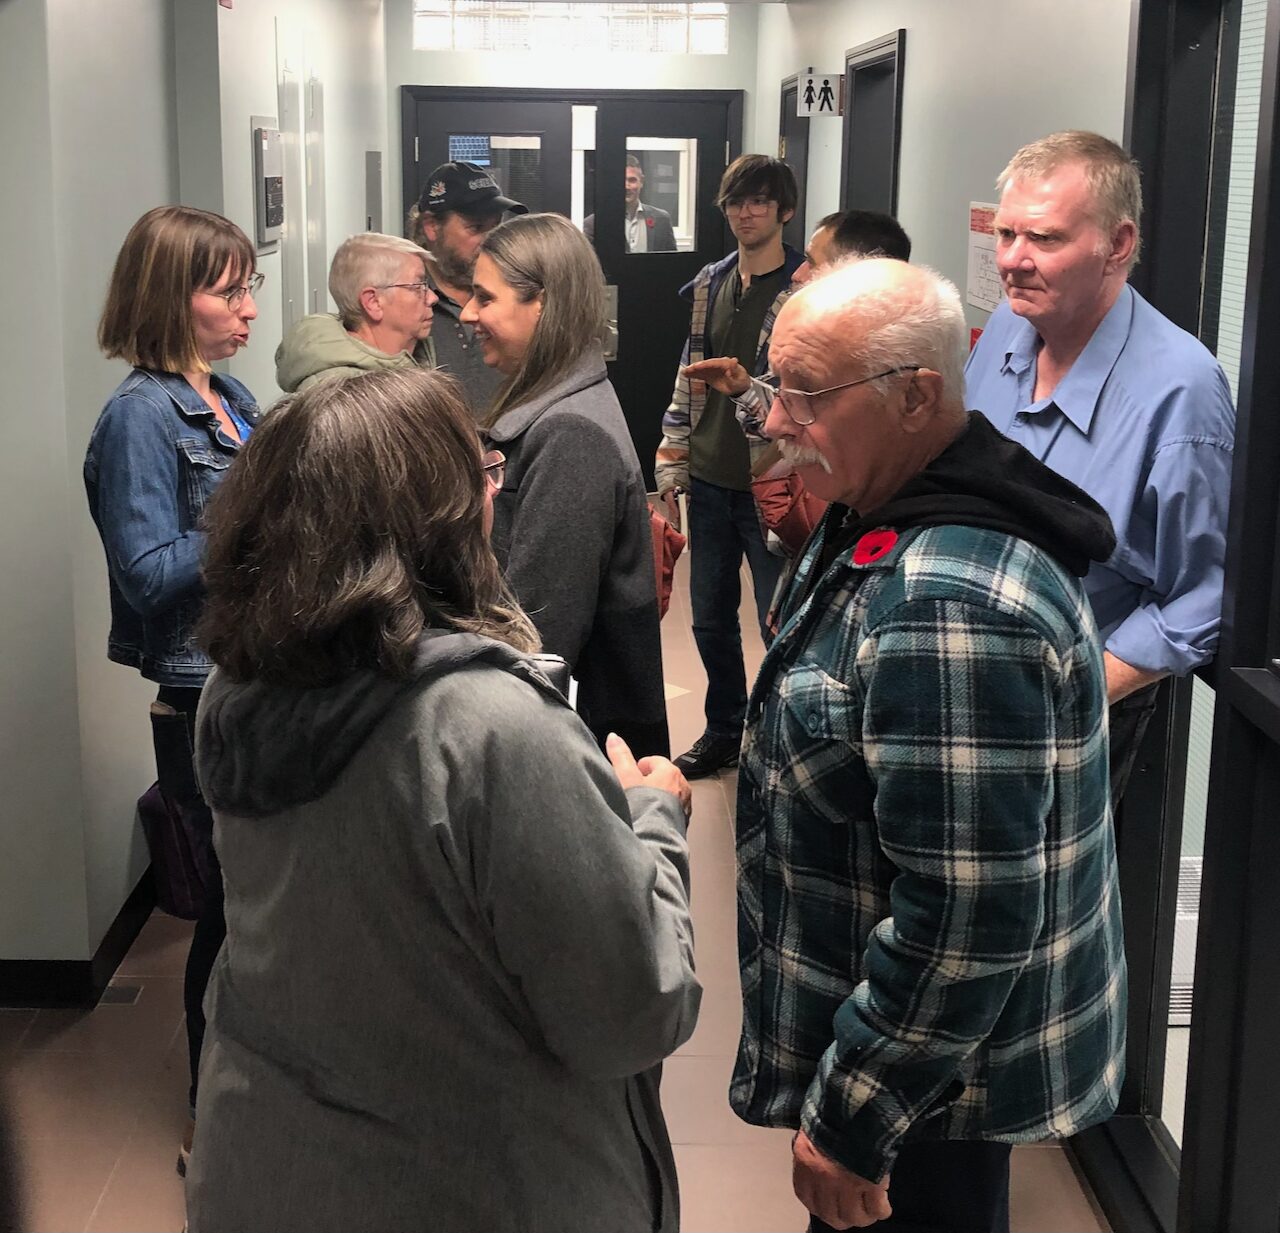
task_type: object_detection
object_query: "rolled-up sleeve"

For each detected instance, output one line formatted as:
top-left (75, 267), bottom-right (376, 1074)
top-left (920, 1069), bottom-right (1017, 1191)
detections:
top-left (1105, 429), bottom-right (1234, 677)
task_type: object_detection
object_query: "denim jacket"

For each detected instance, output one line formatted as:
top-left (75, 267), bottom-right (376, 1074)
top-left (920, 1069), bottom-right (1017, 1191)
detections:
top-left (84, 368), bottom-right (260, 686)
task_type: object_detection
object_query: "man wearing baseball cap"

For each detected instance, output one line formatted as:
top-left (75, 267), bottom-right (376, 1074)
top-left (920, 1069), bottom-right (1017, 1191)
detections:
top-left (409, 161), bottom-right (528, 416)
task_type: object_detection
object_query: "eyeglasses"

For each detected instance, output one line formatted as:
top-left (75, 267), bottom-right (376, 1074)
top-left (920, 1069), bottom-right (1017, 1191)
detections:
top-left (482, 449), bottom-right (506, 491)
top-left (723, 195), bottom-right (776, 216)
top-left (749, 366), bottom-right (921, 426)
top-left (380, 281), bottom-right (434, 299)
top-left (201, 272), bottom-right (265, 311)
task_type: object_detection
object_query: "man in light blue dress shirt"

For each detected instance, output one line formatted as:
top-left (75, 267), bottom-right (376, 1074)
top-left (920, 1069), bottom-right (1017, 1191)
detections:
top-left (966, 131), bottom-right (1235, 805)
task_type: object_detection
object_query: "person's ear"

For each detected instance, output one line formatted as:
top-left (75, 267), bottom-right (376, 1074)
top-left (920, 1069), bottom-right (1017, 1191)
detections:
top-left (421, 213), bottom-right (442, 246)
top-left (900, 368), bottom-right (943, 430)
top-left (1106, 220), bottom-right (1138, 274)
top-left (780, 206), bottom-right (796, 226)
top-left (360, 286), bottom-right (384, 323)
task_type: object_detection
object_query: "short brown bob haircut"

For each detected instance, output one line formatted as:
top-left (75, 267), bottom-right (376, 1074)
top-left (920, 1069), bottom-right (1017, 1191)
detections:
top-left (199, 368), bottom-right (539, 687)
top-left (98, 205), bottom-right (255, 375)
top-left (715, 154), bottom-right (799, 218)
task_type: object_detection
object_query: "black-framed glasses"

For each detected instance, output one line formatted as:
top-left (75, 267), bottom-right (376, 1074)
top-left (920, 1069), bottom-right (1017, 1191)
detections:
top-left (379, 280), bottom-right (434, 299)
top-left (201, 272), bottom-right (265, 311)
top-left (482, 449), bottom-right (506, 491)
top-left (749, 366), bottom-right (922, 426)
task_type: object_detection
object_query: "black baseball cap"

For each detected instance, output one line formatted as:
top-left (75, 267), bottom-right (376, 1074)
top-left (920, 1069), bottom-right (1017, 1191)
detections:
top-left (417, 161), bottom-right (528, 216)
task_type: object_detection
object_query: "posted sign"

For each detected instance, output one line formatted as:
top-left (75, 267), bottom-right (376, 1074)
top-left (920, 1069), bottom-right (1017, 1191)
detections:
top-left (797, 74), bottom-right (843, 117)
top-left (966, 203), bottom-right (1004, 313)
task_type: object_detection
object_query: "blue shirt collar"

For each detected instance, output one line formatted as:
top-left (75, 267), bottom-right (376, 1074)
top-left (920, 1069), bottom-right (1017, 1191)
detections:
top-left (998, 284), bottom-right (1135, 436)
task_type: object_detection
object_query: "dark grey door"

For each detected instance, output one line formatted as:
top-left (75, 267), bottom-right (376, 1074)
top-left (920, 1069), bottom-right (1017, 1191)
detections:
top-left (840, 30), bottom-right (906, 214)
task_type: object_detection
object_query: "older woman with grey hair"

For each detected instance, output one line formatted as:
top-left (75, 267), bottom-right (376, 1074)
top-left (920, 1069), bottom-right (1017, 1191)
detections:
top-left (275, 232), bottom-right (438, 392)
top-left (462, 212), bottom-right (669, 757)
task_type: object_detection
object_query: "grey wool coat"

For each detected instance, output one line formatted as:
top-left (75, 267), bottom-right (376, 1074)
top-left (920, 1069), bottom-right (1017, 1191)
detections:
top-left (186, 631), bottom-right (701, 1233)
top-left (487, 350), bottom-right (670, 758)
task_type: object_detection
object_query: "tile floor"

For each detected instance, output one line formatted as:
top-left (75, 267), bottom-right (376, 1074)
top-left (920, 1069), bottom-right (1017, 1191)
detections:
top-left (0, 553), bottom-right (1111, 1232)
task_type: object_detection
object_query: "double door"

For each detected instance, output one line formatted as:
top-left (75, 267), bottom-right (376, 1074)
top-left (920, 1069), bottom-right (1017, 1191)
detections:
top-left (404, 87), bottom-right (743, 486)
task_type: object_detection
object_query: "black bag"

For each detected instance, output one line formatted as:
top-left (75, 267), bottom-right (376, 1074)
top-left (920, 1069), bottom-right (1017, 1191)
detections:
top-left (136, 782), bottom-right (209, 921)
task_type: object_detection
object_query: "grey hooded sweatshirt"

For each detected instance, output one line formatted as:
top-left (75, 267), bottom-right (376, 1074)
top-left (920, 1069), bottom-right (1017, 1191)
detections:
top-left (186, 631), bottom-right (700, 1233)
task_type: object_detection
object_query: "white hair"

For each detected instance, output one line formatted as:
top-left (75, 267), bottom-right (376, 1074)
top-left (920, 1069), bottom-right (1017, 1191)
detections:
top-left (802, 257), bottom-right (968, 415)
top-left (328, 233), bottom-right (427, 329)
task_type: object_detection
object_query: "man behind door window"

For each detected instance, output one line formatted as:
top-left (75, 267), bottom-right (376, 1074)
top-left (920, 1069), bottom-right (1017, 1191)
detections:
top-left (965, 131), bottom-right (1235, 808)
top-left (408, 160), bottom-right (527, 417)
top-left (584, 156), bottom-right (677, 253)
top-left (654, 154), bottom-right (803, 779)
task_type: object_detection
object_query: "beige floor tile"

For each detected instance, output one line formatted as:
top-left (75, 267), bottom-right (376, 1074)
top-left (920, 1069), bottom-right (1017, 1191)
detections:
top-left (115, 912), bottom-right (194, 979)
top-left (21, 977), bottom-right (185, 1063)
top-left (663, 1055), bottom-right (792, 1148)
top-left (675, 1142), bottom-right (806, 1233)
top-left (85, 1090), bottom-right (189, 1233)
top-left (8, 1135), bottom-right (124, 1233)
top-left (7, 1049), bottom-right (157, 1142)
top-left (1010, 1144), bottom-right (1110, 1233)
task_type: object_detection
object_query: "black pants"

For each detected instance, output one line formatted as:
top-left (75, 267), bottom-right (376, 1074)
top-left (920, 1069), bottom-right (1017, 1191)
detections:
top-left (1108, 681), bottom-right (1162, 814)
top-left (153, 685), bottom-right (226, 1113)
top-left (808, 1140), bottom-right (1011, 1233)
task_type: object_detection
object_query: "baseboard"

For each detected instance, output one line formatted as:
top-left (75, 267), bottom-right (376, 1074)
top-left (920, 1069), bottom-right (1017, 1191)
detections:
top-left (0, 870), bottom-right (157, 1008)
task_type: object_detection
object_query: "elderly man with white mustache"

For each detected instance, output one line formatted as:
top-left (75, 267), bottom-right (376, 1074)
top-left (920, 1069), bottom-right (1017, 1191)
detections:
top-left (729, 258), bottom-right (1128, 1233)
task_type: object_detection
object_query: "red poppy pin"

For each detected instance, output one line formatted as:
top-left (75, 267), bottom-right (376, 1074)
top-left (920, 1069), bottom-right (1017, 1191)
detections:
top-left (646, 217), bottom-right (655, 228)
top-left (852, 528), bottom-right (899, 565)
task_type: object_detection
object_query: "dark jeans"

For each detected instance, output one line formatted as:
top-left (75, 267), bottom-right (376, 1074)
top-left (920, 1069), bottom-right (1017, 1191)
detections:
top-left (808, 1140), bottom-right (1012, 1233)
top-left (152, 685), bottom-right (226, 1113)
top-left (688, 477), bottom-right (784, 738)
top-left (1108, 680), bottom-right (1162, 813)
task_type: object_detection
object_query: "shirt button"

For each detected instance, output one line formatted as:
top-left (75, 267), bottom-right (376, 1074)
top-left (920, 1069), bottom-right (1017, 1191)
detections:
top-left (807, 713), bottom-right (821, 734)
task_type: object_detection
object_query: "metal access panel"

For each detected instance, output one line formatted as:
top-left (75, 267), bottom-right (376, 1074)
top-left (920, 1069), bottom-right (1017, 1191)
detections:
top-left (250, 115), bottom-right (284, 248)
top-left (365, 151), bottom-right (383, 232)
top-left (305, 78), bottom-right (327, 313)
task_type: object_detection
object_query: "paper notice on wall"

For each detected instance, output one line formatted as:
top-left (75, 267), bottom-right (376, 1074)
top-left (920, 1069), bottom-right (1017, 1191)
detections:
top-left (966, 203), bottom-right (1004, 313)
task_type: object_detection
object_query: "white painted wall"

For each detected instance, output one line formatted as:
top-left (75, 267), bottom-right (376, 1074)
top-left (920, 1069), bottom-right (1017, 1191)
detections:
top-left (0, 0), bottom-right (94, 961)
top-left (1, 0), bottom-right (385, 965)
top-left (46, 0), bottom-right (182, 949)
top-left (750, 0), bottom-right (1132, 327)
top-left (178, 0), bottom-right (388, 402)
top-left (383, 0), bottom-right (761, 232)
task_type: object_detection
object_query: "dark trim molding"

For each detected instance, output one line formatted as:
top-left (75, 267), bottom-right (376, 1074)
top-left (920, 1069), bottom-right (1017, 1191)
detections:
top-left (0, 871), bottom-right (155, 1009)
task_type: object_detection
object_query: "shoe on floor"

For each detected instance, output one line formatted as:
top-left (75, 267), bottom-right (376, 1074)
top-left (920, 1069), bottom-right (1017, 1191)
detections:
top-left (674, 732), bottom-right (740, 779)
top-left (177, 1116), bottom-right (194, 1178)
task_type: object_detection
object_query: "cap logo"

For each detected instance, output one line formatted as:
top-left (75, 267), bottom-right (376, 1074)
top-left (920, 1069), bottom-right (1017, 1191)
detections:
top-left (468, 176), bottom-right (495, 190)
top-left (428, 180), bottom-right (447, 199)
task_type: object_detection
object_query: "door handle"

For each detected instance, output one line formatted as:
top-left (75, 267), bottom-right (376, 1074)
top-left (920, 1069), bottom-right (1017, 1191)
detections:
top-left (603, 284), bottom-right (619, 362)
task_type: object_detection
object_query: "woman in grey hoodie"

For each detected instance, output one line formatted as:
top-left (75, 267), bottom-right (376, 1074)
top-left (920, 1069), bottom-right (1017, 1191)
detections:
top-left (463, 214), bottom-right (671, 757)
top-left (186, 369), bottom-right (700, 1233)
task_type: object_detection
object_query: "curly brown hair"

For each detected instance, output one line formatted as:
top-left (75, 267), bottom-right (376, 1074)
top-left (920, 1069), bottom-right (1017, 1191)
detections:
top-left (199, 368), bottom-right (538, 686)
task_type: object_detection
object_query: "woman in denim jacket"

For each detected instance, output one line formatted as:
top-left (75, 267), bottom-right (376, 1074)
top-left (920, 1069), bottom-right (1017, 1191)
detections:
top-left (83, 205), bottom-right (261, 1175)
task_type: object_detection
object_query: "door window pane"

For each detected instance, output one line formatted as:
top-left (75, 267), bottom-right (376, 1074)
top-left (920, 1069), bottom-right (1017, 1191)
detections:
top-left (619, 138), bottom-right (698, 254)
top-left (447, 134), bottom-right (543, 213)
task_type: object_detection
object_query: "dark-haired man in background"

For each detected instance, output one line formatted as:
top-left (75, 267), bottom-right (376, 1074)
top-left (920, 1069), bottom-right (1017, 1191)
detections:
top-left (654, 155), bottom-right (803, 779)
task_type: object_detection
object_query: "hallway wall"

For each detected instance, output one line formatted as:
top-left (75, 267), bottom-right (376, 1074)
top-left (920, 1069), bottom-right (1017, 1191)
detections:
top-left (749, 0), bottom-right (1132, 327)
top-left (0, 0), bottom-right (387, 971)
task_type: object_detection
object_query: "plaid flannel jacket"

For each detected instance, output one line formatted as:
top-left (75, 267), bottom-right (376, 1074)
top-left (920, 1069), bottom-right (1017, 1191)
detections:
top-left (731, 518), bottom-right (1127, 1182)
top-left (653, 247), bottom-right (803, 494)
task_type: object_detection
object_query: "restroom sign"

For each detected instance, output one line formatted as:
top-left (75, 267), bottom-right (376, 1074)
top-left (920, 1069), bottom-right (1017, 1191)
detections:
top-left (797, 73), bottom-right (843, 117)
